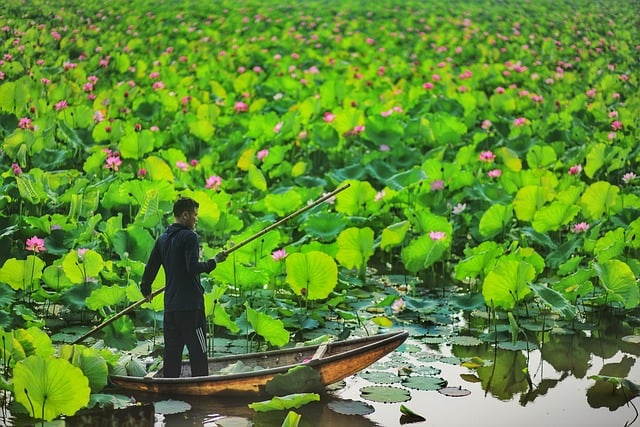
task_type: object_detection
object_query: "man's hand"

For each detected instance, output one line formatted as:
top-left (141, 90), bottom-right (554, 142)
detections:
top-left (214, 251), bottom-right (228, 263)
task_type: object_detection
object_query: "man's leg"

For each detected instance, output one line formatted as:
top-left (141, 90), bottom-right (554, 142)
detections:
top-left (183, 309), bottom-right (208, 376)
top-left (162, 311), bottom-right (184, 378)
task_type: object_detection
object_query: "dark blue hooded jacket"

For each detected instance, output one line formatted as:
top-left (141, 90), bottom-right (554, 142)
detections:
top-left (141, 223), bottom-right (216, 312)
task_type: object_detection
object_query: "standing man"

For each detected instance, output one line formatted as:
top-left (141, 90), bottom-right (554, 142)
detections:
top-left (141, 197), bottom-right (226, 377)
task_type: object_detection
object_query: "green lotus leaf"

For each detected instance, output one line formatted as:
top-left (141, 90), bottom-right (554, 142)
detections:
top-left (591, 228), bottom-right (625, 262)
top-left (15, 174), bottom-right (45, 204)
top-left (264, 190), bottom-right (303, 217)
top-left (402, 375), bottom-right (447, 391)
top-left (286, 251), bottom-right (338, 300)
top-left (579, 181), bottom-right (619, 220)
top-left (249, 393), bottom-right (320, 413)
top-left (428, 113), bottom-right (467, 145)
top-left (513, 186), bottom-right (551, 222)
top-left (204, 286), bottom-right (240, 334)
top-left (245, 303), bottom-right (289, 347)
top-left (526, 145), bottom-right (557, 169)
top-left (334, 180), bottom-right (377, 216)
top-left (584, 143), bottom-right (606, 178)
top-left (380, 221), bottom-right (410, 251)
top-left (479, 204), bottom-right (513, 239)
top-left (143, 155), bottom-right (175, 182)
top-left (360, 385), bottom-right (411, 403)
top-left (454, 241), bottom-right (504, 281)
top-left (13, 356), bottom-right (91, 421)
top-left (363, 115), bottom-right (404, 147)
top-left (482, 257), bottom-right (535, 310)
top-left (303, 212), bottom-right (348, 240)
top-left (61, 249), bottom-right (105, 284)
top-left (59, 344), bottom-right (109, 393)
top-left (531, 201), bottom-right (580, 233)
top-left (103, 316), bottom-right (137, 350)
top-left (0, 256), bottom-right (45, 291)
top-left (265, 365), bottom-right (324, 395)
top-left (529, 282), bottom-right (576, 319)
top-left (401, 234), bottom-right (447, 273)
top-left (593, 260), bottom-right (639, 309)
top-left (119, 130), bottom-right (155, 160)
top-left (385, 167), bottom-right (428, 191)
top-left (85, 285), bottom-right (127, 311)
top-left (336, 227), bottom-right (374, 270)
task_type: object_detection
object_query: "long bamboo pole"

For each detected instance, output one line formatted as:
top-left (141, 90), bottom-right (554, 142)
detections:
top-left (71, 183), bottom-right (350, 344)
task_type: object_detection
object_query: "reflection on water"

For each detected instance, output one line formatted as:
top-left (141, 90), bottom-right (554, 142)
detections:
top-left (131, 309), bottom-right (640, 427)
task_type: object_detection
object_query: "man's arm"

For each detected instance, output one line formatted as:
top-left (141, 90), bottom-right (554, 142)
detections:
top-left (141, 241), bottom-right (162, 297)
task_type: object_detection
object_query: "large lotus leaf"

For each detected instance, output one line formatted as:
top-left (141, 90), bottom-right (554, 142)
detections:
top-left (552, 269), bottom-right (594, 303)
top-left (212, 262), bottom-right (270, 290)
top-left (529, 282), bottom-right (576, 319)
top-left (482, 258), bottom-right (535, 310)
top-left (579, 181), bottom-right (619, 220)
top-left (401, 234), bottom-right (448, 273)
top-left (593, 260), bottom-right (639, 309)
top-left (143, 155), bottom-right (175, 182)
top-left (335, 180), bottom-right (377, 216)
top-left (410, 210), bottom-right (452, 236)
top-left (363, 115), bottom-right (404, 146)
top-left (526, 145), bottom-right (557, 169)
top-left (454, 241), bottom-right (504, 281)
top-left (13, 356), bottom-right (91, 421)
top-left (286, 251), bottom-right (337, 300)
top-left (245, 304), bottom-right (289, 347)
top-left (532, 201), bottom-right (581, 233)
top-left (591, 228), bottom-right (625, 262)
top-left (264, 190), bottom-right (303, 217)
top-left (0, 256), bottom-right (45, 291)
top-left (380, 221), bottom-right (411, 251)
top-left (62, 249), bottom-right (104, 284)
top-left (178, 189), bottom-right (221, 231)
top-left (85, 285), bottom-right (127, 311)
top-left (249, 393), bottom-right (320, 413)
top-left (513, 186), bottom-right (552, 222)
top-left (41, 263), bottom-right (74, 290)
top-left (134, 188), bottom-right (164, 228)
top-left (119, 130), bottom-right (155, 160)
top-left (59, 344), bottom-right (109, 393)
top-left (14, 327), bottom-right (54, 358)
top-left (385, 167), bottom-right (428, 191)
top-left (303, 212), bottom-right (348, 240)
top-left (103, 316), bottom-right (137, 350)
top-left (336, 227), bottom-right (375, 270)
top-left (247, 164), bottom-right (268, 191)
top-left (428, 113), bottom-right (467, 145)
top-left (626, 217), bottom-right (640, 249)
top-left (265, 365), bottom-right (324, 395)
top-left (360, 385), bottom-right (411, 403)
top-left (478, 204), bottom-right (513, 239)
top-left (584, 143), bottom-right (606, 178)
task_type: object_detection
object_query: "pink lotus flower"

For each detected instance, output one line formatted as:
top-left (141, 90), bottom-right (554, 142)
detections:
top-left (479, 150), bottom-right (496, 162)
top-left (137, 168), bottom-right (147, 178)
top-left (176, 161), bottom-right (189, 172)
top-left (611, 120), bottom-right (623, 131)
top-left (423, 82), bottom-right (434, 90)
top-left (257, 149), bottom-right (269, 162)
top-left (323, 112), bottom-right (335, 123)
top-left (586, 88), bottom-right (596, 98)
top-left (152, 81), bottom-right (165, 90)
top-left (234, 101), bottom-right (248, 113)
top-left (11, 163), bottom-right (22, 175)
top-left (77, 248), bottom-right (89, 259)
top-left (379, 144), bottom-right (390, 152)
top-left (54, 100), bottom-right (68, 111)
top-left (488, 169), bottom-right (502, 178)
top-left (18, 117), bottom-right (32, 129)
top-left (271, 248), bottom-right (288, 261)
top-left (622, 172), bottom-right (637, 183)
top-left (105, 153), bottom-right (122, 171)
top-left (391, 298), bottom-right (406, 314)
top-left (353, 125), bottom-right (365, 134)
top-left (513, 117), bottom-right (527, 127)
top-left (429, 231), bottom-right (447, 241)
top-left (205, 175), bottom-right (222, 190)
top-left (481, 120), bottom-right (492, 130)
top-left (374, 190), bottom-right (386, 202)
top-left (430, 180), bottom-right (444, 191)
top-left (571, 222), bottom-right (590, 234)
top-left (568, 164), bottom-right (582, 175)
top-left (26, 236), bottom-right (46, 253)
top-left (273, 122), bottom-right (283, 133)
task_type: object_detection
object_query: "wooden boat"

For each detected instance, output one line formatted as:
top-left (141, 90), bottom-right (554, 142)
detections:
top-left (110, 330), bottom-right (408, 396)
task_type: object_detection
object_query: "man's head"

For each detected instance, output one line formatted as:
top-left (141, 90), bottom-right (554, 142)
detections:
top-left (173, 197), bottom-right (199, 230)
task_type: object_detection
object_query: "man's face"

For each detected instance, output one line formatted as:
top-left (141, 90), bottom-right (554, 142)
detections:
top-left (184, 208), bottom-right (198, 230)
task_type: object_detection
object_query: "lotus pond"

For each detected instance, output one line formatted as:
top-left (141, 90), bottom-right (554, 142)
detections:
top-left (0, 0), bottom-right (639, 425)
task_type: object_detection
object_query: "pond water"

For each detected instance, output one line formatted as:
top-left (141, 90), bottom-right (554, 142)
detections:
top-left (136, 308), bottom-right (640, 427)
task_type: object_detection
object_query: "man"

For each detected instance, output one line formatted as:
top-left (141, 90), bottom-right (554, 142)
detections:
top-left (141, 197), bottom-right (226, 377)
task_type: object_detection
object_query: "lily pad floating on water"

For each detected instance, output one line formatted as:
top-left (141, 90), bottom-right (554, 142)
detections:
top-left (449, 335), bottom-right (483, 346)
top-left (497, 340), bottom-right (538, 351)
top-left (359, 370), bottom-right (401, 384)
top-left (438, 386), bottom-right (472, 397)
top-left (402, 376), bottom-right (447, 391)
top-left (248, 393), bottom-right (320, 412)
top-left (621, 335), bottom-right (640, 344)
top-left (154, 399), bottom-right (192, 415)
top-left (327, 399), bottom-right (375, 416)
top-left (360, 385), bottom-right (411, 403)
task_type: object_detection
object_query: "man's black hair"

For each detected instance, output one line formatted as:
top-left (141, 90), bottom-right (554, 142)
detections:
top-left (173, 197), bottom-right (199, 217)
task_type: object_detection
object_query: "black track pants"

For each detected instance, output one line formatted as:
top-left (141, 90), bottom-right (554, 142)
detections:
top-left (163, 309), bottom-right (208, 377)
